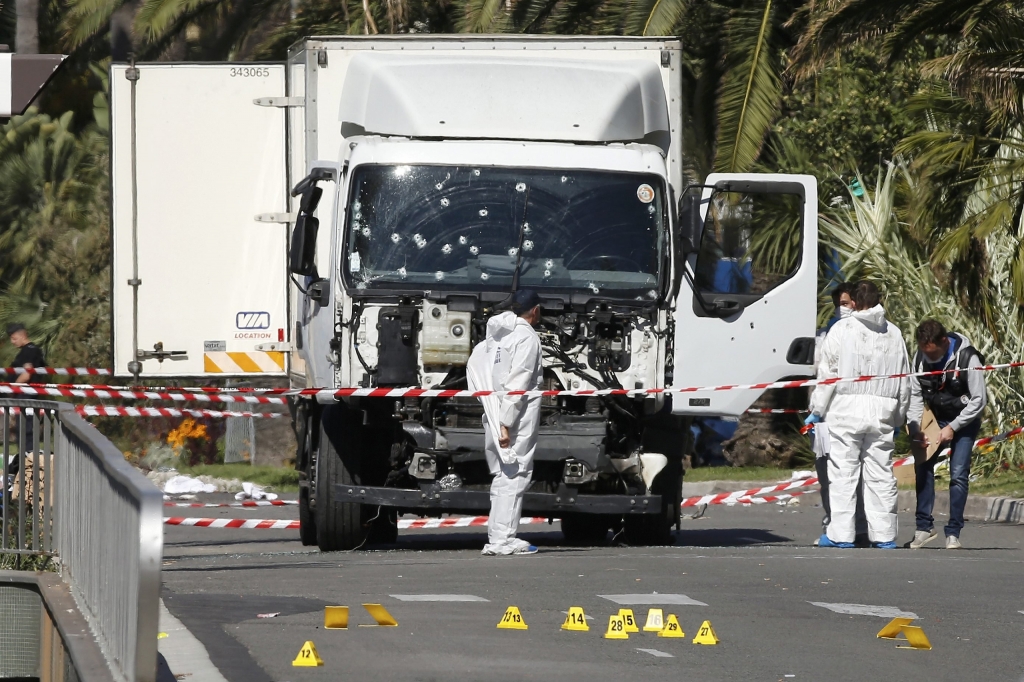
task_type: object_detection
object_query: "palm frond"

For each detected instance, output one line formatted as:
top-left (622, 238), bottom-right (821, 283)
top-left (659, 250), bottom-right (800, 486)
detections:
top-left (713, 0), bottom-right (783, 173)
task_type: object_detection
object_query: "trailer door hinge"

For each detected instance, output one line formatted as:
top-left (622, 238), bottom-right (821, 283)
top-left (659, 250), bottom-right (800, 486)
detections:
top-left (254, 212), bottom-right (297, 224)
top-left (254, 96), bottom-right (304, 108)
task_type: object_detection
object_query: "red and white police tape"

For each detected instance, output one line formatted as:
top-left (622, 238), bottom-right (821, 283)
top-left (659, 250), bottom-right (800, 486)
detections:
top-left (6, 360), bottom-right (1023, 403)
top-left (0, 382), bottom-right (286, 405)
top-left (161, 424), bottom-right (1024, 530)
top-left (76, 406), bottom-right (284, 419)
top-left (0, 367), bottom-right (111, 376)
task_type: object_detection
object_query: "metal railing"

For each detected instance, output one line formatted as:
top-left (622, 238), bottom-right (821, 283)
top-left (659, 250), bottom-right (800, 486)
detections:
top-left (1, 398), bottom-right (162, 682)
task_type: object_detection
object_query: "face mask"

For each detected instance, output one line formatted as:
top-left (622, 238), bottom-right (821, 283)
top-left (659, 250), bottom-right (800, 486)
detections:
top-left (839, 306), bottom-right (854, 319)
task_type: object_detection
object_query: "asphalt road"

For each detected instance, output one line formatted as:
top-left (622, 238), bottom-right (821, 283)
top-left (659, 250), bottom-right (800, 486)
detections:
top-left (160, 493), bottom-right (1024, 682)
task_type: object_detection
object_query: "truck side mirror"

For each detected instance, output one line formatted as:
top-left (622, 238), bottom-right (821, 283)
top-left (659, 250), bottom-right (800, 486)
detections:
top-left (289, 214), bottom-right (319, 276)
top-left (678, 191), bottom-right (704, 255)
top-left (299, 186), bottom-right (323, 214)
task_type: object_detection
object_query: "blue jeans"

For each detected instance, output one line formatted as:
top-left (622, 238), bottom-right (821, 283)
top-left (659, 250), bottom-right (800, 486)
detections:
top-left (915, 419), bottom-right (980, 537)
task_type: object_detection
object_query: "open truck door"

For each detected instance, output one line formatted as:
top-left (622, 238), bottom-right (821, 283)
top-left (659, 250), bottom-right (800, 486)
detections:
top-left (110, 63), bottom-right (289, 378)
top-left (670, 173), bottom-right (818, 416)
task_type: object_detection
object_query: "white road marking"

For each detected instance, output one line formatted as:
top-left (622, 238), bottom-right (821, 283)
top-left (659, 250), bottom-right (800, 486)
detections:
top-left (599, 593), bottom-right (708, 606)
top-left (636, 648), bottom-right (674, 658)
top-left (809, 602), bottom-right (918, 619)
top-left (390, 594), bottom-right (489, 602)
top-left (159, 600), bottom-right (229, 682)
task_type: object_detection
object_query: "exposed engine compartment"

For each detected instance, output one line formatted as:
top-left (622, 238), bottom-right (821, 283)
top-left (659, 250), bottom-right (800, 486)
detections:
top-left (334, 296), bottom-right (677, 500)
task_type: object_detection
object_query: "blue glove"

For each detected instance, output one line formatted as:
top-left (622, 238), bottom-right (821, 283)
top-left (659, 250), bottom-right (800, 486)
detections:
top-left (803, 413), bottom-right (821, 425)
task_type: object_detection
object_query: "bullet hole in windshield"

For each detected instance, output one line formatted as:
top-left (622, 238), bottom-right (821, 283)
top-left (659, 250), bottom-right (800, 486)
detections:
top-left (648, 204), bottom-right (656, 214)
top-left (414, 234), bottom-right (427, 248)
top-left (398, 267), bottom-right (407, 279)
top-left (523, 240), bottom-right (534, 252)
top-left (361, 227), bottom-right (371, 237)
top-left (561, 176), bottom-right (568, 183)
top-left (545, 259), bottom-right (554, 268)
top-left (544, 269), bottom-right (552, 278)
top-left (353, 202), bottom-right (361, 211)
top-left (469, 246), bottom-right (480, 255)
top-left (473, 169), bottom-right (481, 176)
top-left (440, 197), bottom-right (450, 207)
top-left (588, 282), bottom-right (600, 294)
top-left (479, 209), bottom-right (488, 217)
top-left (435, 271), bottom-right (445, 281)
top-left (458, 236), bottom-right (468, 245)
top-left (647, 290), bottom-right (657, 299)
top-left (390, 233), bottom-right (401, 244)
top-left (516, 182), bottom-right (526, 193)
top-left (508, 247), bottom-right (519, 257)
top-left (442, 244), bottom-right (452, 255)
top-left (435, 183), bottom-right (444, 190)
top-left (523, 222), bottom-right (531, 234)
top-left (480, 272), bottom-right (489, 280)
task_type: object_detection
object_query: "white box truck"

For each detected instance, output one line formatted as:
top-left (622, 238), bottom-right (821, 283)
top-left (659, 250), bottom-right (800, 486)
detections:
top-left (110, 36), bottom-right (819, 550)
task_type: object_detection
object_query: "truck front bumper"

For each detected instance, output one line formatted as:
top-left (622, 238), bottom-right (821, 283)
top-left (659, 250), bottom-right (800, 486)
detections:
top-left (333, 483), bottom-right (663, 516)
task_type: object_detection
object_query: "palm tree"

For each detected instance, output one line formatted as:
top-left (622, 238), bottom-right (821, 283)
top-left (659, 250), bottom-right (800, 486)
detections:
top-left (793, 0), bottom-right (1024, 317)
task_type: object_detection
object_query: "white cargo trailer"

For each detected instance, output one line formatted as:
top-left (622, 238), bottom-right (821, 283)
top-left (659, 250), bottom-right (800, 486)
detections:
top-left (110, 36), bottom-right (818, 550)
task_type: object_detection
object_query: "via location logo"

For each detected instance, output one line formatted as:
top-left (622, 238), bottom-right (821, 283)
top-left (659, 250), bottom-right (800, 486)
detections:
top-left (236, 311), bottom-right (270, 330)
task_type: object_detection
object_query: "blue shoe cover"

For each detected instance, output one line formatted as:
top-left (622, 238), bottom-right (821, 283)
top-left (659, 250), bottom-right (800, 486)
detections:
top-left (818, 534), bottom-right (854, 548)
top-left (873, 541), bottom-right (897, 549)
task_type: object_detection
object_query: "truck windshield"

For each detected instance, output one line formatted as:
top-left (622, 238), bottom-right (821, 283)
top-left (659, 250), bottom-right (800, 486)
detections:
top-left (343, 165), bottom-right (666, 300)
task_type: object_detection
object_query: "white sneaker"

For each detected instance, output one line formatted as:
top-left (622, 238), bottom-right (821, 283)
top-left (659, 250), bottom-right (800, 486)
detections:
top-left (909, 529), bottom-right (937, 549)
top-left (945, 535), bottom-right (962, 550)
top-left (481, 539), bottom-right (538, 556)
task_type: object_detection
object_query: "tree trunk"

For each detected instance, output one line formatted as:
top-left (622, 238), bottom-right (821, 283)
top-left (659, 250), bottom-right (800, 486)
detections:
top-left (15, 0), bottom-right (38, 54)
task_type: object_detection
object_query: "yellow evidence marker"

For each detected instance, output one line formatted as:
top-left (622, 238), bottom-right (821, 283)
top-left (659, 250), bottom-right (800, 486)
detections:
top-left (362, 604), bottom-right (398, 627)
top-left (562, 607), bottom-right (590, 632)
top-left (643, 609), bottom-right (664, 632)
top-left (497, 606), bottom-right (528, 630)
top-left (692, 620), bottom-right (720, 645)
top-left (324, 606), bottom-right (349, 629)
top-left (604, 614), bottom-right (629, 640)
top-left (618, 609), bottom-right (639, 633)
top-left (876, 617), bottom-right (915, 639)
top-left (292, 641), bottom-right (324, 667)
top-left (894, 626), bottom-right (933, 651)
top-left (657, 615), bottom-right (685, 639)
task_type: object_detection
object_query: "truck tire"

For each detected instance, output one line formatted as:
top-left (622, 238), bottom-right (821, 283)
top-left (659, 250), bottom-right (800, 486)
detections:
top-left (299, 485), bottom-right (317, 545)
top-left (315, 405), bottom-right (371, 551)
top-left (561, 514), bottom-right (610, 546)
top-left (624, 459), bottom-right (683, 546)
top-left (295, 406), bottom-right (317, 546)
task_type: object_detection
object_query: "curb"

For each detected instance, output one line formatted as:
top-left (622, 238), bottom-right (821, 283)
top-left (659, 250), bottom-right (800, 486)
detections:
top-left (897, 490), bottom-right (1024, 524)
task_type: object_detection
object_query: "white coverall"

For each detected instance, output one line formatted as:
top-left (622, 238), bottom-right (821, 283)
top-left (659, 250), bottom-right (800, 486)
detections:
top-left (466, 311), bottom-right (543, 554)
top-left (809, 305), bottom-right (910, 544)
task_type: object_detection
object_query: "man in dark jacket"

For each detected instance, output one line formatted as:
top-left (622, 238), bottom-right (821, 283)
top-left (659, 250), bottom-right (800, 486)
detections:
top-left (907, 319), bottom-right (986, 550)
top-left (6, 323), bottom-right (46, 456)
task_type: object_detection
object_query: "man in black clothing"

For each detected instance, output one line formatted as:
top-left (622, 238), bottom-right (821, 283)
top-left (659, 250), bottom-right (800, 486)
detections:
top-left (6, 323), bottom-right (46, 454)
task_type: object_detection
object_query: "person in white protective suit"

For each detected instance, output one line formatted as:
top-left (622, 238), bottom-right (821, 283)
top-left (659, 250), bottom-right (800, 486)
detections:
top-left (807, 281), bottom-right (910, 549)
top-left (466, 289), bottom-right (544, 556)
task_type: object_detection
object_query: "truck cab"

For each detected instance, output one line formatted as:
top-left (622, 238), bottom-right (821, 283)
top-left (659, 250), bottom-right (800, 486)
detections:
top-left (109, 36), bottom-right (818, 551)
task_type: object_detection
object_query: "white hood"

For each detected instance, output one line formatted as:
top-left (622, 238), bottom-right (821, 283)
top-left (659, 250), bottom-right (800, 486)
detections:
top-left (486, 311), bottom-right (519, 343)
top-left (852, 304), bottom-right (888, 332)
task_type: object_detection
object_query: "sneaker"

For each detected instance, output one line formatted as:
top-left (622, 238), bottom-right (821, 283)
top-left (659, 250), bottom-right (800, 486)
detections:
top-left (909, 529), bottom-right (938, 549)
top-left (511, 544), bottom-right (539, 555)
top-left (945, 535), bottom-right (962, 550)
top-left (817, 534), bottom-right (854, 548)
top-left (508, 538), bottom-right (538, 555)
top-left (873, 541), bottom-right (898, 549)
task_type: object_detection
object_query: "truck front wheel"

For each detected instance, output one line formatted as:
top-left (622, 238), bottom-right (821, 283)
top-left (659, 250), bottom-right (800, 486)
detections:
top-left (315, 405), bottom-right (372, 551)
top-left (624, 459), bottom-right (683, 546)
